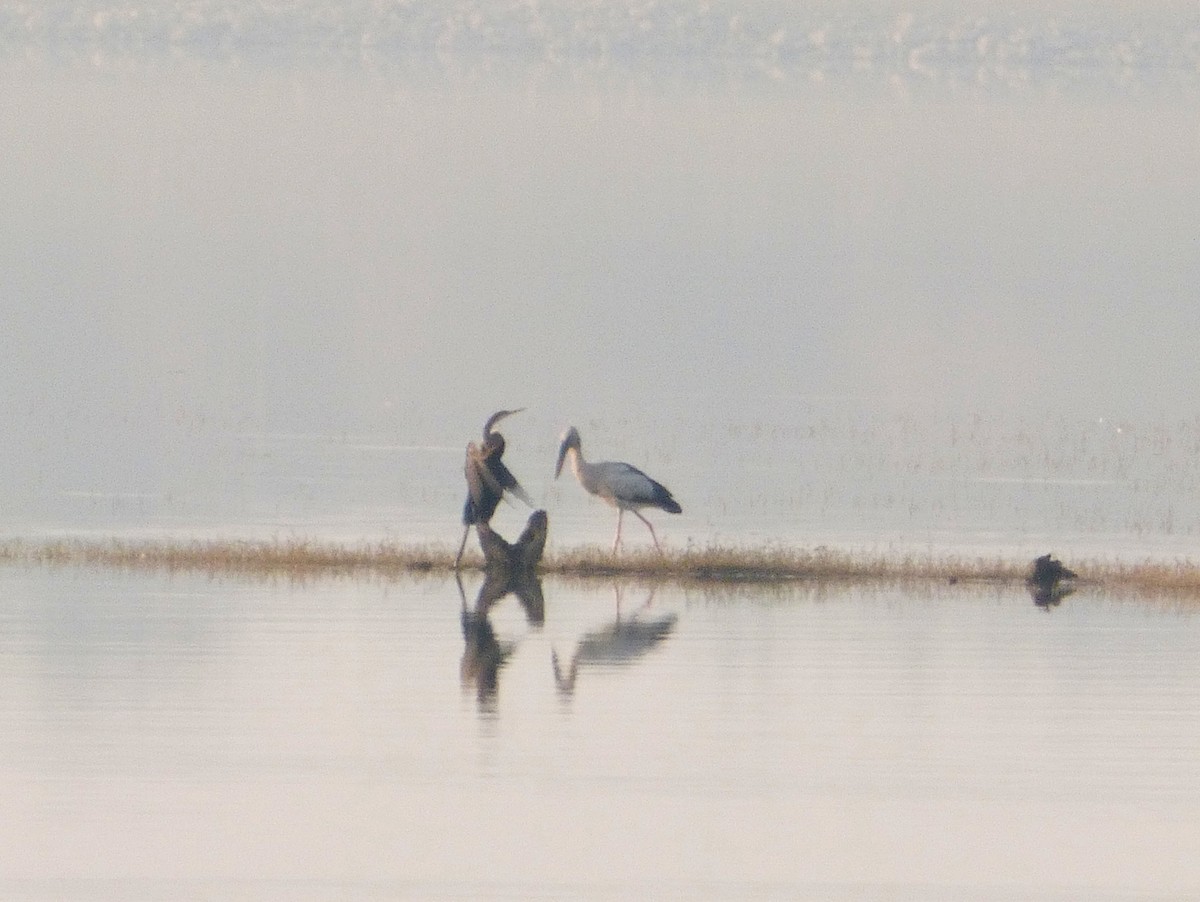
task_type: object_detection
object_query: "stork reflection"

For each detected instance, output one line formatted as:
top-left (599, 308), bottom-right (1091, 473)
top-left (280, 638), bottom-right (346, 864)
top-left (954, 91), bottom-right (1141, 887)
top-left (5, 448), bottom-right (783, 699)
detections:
top-left (458, 510), bottom-right (548, 709)
top-left (552, 587), bottom-right (677, 697)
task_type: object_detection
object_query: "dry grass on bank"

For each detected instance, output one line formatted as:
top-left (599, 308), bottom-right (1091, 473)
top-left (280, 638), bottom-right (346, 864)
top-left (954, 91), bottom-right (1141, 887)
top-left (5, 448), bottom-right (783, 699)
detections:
top-left (3, 536), bottom-right (1200, 596)
top-left (0, 537), bottom-right (444, 579)
top-left (540, 543), bottom-right (1024, 584)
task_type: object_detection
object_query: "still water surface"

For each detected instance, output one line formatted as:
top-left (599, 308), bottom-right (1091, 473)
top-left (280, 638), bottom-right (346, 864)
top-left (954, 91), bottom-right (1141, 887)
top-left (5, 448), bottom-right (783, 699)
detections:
top-left (2, 565), bottom-right (1198, 899)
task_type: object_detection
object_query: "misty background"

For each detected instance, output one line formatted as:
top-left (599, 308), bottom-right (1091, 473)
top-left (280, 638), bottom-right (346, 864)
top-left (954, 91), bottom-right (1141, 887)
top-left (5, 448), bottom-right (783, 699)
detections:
top-left (1, 0), bottom-right (1199, 545)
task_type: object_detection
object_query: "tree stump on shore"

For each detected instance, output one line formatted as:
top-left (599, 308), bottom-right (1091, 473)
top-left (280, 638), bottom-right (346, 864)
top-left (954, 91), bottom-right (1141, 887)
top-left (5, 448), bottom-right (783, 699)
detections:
top-left (1027, 553), bottom-right (1078, 607)
top-left (476, 509), bottom-right (548, 574)
top-left (460, 511), bottom-right (550, 702)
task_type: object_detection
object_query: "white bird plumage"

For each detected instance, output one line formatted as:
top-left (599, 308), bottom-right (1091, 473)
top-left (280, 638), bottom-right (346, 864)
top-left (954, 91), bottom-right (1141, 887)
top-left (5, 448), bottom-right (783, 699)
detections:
top-left (554, 426), bottom-right (681, 553)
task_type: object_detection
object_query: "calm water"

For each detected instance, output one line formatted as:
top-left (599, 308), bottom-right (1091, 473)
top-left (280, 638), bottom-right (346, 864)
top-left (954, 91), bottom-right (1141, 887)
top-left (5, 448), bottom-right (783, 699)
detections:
top-left (5, 2), bottom-right (1200, 897)
top-left (1, 565), bottom-right (1198, 900)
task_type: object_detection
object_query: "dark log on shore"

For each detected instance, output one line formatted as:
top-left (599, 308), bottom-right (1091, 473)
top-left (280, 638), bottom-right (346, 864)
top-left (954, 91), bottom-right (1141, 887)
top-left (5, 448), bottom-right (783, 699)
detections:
top-left (1027, 553), bottom-right (1078, 608)
top-left (477, 509), bottom-right (548, 574)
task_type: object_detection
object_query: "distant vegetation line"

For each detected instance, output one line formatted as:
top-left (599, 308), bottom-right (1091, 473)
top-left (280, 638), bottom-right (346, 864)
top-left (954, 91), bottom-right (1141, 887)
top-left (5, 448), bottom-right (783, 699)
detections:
top-left (2, 537), bottom-right (1200, 595)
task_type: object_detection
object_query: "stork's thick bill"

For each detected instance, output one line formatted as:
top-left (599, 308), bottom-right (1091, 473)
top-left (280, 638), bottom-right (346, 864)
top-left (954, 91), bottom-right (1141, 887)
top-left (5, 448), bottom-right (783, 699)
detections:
top-left (554, 427), bottom-right (581, 479)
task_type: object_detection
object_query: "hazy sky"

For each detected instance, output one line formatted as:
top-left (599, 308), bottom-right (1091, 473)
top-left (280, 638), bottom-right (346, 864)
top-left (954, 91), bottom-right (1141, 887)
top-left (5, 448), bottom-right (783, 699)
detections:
top-left (0, 4), bottom-right (1198, 548)
top-left (3, 48), bottom-right (1199, 467)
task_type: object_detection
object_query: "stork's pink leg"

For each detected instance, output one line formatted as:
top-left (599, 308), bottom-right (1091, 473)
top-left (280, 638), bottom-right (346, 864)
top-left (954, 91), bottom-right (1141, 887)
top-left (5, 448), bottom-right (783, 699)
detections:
top-left (612, 509), bottom-right (624, 554)
top-left (633, 510), bottom-right (662, 553)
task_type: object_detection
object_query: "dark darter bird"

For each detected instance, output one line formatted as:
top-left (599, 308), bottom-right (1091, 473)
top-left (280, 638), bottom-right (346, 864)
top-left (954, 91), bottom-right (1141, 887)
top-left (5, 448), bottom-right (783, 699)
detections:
top-left (456, 409), bottom-right (534, 567)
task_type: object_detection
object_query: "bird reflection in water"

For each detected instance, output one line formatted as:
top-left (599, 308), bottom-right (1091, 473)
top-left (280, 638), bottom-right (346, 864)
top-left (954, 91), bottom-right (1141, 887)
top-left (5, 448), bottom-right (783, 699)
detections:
top-left (1028, 581), bottom-right (1076, 609)
top-left (552, 587), bottom-right (677, 697)
top-left (458, 510), bottom-right (548, 709)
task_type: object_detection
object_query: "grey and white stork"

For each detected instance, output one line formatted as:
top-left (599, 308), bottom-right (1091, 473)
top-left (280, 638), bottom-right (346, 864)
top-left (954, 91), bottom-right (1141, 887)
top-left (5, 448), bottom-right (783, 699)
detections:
top-left (554, 426), bottom-right (681, 553)
top-left (456, 409), bottom-right (534, 568)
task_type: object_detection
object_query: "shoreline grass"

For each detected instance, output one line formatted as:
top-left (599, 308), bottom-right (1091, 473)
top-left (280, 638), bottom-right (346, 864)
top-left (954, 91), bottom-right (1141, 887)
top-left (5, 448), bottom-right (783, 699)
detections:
top-left (2, 536), bottom-right (1200, 596)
